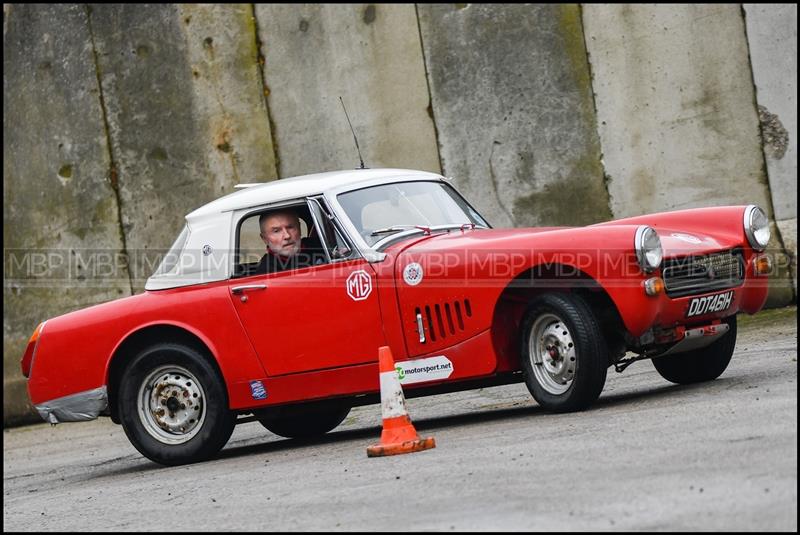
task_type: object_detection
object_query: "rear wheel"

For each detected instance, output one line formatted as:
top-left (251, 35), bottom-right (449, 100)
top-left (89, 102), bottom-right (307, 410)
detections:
top-left (257, 401), bottom-right (350, 439)
top-left (119, 343), bottom-right (235, 466)
top-left (652, 315), bottom-right (737, 384)
top-left (520, 293), bottom-right (608, 412)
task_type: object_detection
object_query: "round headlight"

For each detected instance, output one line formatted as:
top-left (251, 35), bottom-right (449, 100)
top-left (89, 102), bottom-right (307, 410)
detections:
top-left (744, 205), bottom-right (770, 251)
top-left (635, 226), bottom-right (663, 273)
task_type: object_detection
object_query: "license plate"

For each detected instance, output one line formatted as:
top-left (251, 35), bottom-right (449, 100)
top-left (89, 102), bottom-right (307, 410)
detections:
top-left (686, 290), bottom-right (734, 318)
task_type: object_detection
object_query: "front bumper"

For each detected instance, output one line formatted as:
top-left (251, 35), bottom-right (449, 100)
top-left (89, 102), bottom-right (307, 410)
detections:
top-left (615, 253), bottom-right (769, 337)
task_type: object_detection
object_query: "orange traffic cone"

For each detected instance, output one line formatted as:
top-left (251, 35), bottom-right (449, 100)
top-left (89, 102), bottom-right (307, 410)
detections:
top-left (367, 346), bottom-right (436, 457)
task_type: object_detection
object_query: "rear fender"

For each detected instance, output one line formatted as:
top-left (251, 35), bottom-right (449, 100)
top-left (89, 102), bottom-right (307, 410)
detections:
top-left (105, 323), bottom-right (226, 424)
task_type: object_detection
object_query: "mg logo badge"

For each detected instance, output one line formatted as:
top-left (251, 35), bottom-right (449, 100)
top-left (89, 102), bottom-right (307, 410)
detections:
top-left (346, 270), bottom-right (372, 301)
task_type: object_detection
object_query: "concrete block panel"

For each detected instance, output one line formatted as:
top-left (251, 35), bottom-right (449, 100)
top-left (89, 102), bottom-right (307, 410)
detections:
top-left (743, 4), bottom-right (796, 224)
top-left (743, 5), bottom-right (796, 302)
top-left (776, 218), bottom-right (797, 295)
top-left (89, 4), bottom-right (276, 290)
top-left (583, 5), bottom-right (773, 218)
top-left (254, 4), bottom-right (440, 178)
top-left (3, 4), bottom-right (132, 425)
top-left (418, 4), bottom-right (611, 228)
top-left (177, 4), bottom-right (278, 186)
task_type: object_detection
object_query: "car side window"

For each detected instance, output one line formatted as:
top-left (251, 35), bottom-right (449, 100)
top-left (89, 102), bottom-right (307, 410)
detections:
top-left (234, 203), bottom-right (330, 278)
top-left (308, 197), bottom-right (356, 261)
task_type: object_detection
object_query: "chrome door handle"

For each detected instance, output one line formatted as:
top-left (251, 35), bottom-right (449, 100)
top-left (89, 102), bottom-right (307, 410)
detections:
top-left (231, 284), bottom-right (267, 295)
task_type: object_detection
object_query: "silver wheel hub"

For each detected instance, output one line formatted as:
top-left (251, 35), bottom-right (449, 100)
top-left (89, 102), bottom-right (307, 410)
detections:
top-left (138, 365), bottom-right (206, 445)
top-left (529, 313), bottom-right (577, 395)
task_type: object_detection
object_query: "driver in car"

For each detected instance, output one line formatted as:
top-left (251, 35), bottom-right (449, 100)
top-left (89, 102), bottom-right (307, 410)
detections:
top-left (255, 210), bottom-right (325, 274)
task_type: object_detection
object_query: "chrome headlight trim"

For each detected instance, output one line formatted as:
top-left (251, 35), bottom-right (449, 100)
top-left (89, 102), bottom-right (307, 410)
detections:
top-left (635, 225), bottom-right (663, 273)
top-left (743, 205), bottom-right (770, 251)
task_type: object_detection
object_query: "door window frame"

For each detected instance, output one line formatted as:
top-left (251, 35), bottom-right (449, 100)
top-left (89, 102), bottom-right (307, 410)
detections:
top-left (232, 197), bottom-right (362, 279)
top-left (307, 196), bottom-right (360, 263)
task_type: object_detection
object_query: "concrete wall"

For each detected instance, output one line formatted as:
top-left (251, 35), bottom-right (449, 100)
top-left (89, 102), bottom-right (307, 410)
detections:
top-left (88, 4), bottom-right (277, 291)
top-left (3, 4), bottom-right (796, 426)
top-left (254, 4), bottom-right (439, 177)
top-left (584, 5), bottom-right (770, 216)
top-left (418, 4), bottom-right (611, 228)
top-left (743, 4), bottom-right (797, 294)
top-left (3, 4), bottom-right (133, 426)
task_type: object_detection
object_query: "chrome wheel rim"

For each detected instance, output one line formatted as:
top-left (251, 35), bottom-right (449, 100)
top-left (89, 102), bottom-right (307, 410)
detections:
top-left (529, 313), bottom-right (576, 395)
top-left (137, 365), bottom-right (206, 445)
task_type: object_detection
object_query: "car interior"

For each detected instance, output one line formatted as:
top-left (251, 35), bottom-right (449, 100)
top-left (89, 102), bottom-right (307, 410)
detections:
top-left (234, 200), bottom-right (354, 278)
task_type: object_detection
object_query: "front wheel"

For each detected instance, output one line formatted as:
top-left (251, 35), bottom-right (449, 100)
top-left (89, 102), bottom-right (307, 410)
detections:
top-left (119, 343), bottom-right (235, 466)
top-left (520, 293), bottom-right (608, 412)
top-left (652, 315), bottom-right (737, 384)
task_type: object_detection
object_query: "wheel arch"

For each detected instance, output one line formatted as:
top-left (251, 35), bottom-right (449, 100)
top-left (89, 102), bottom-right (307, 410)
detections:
top-left (490, 263), bottom-right (627, 369)
top-left (106, 324), bottom-right (223, 424)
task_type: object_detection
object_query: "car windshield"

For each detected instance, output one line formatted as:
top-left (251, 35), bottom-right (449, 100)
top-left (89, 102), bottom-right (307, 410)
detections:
top-left (337, 181), bottom-right (489, 247)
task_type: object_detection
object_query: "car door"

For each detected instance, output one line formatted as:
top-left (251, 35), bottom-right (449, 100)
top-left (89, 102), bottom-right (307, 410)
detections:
top-left (227, 199), bottom-right (385, 376)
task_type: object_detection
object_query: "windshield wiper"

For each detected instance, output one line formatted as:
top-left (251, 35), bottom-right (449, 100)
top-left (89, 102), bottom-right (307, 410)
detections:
top-left (370, 225), bottom-right (430, 237)
top-left (370, 223), bottom-right (487, 237)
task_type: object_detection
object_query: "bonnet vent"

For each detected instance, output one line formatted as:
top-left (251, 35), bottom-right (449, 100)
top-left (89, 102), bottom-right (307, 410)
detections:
top-left (414, 299), bottom-right (472, 343)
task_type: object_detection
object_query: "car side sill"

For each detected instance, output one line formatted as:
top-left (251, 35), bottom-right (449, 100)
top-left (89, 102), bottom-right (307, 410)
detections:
top-left (35, 386), bottom-right (108, 424)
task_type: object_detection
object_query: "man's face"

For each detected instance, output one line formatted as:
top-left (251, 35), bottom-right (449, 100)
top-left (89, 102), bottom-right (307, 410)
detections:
top-left (260, 213), bottom-right (301, 257)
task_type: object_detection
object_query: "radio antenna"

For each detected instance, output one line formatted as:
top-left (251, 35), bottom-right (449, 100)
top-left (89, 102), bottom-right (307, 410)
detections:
top-left (339, 96), bottom-right (367, 169)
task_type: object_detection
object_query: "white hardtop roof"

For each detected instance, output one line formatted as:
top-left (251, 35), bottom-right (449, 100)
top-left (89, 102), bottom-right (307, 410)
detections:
top-left (187, 168), bottom-right (444, 220)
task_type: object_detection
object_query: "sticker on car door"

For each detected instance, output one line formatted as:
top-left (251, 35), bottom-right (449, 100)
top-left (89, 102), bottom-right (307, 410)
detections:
top-left (395, 355), bottom-right (453, 385)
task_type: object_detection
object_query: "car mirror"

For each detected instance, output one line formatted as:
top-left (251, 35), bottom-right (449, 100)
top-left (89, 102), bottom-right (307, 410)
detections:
top-left (331, 245), bottom-right (352, 260)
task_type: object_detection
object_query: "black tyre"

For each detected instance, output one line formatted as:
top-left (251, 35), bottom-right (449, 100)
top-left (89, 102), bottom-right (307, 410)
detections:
top-left (520, 293), bottom-right (608, 412)
top-left (652, 315), bottom-right (737, 384)
top-left (258, 401), bottom-right (351, 439)
top-left (119, 343), bottom-right (235, 466)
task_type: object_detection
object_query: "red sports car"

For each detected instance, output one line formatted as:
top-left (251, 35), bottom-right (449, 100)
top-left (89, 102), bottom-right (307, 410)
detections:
top-left (21, 168), bottom-right (772, 465)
